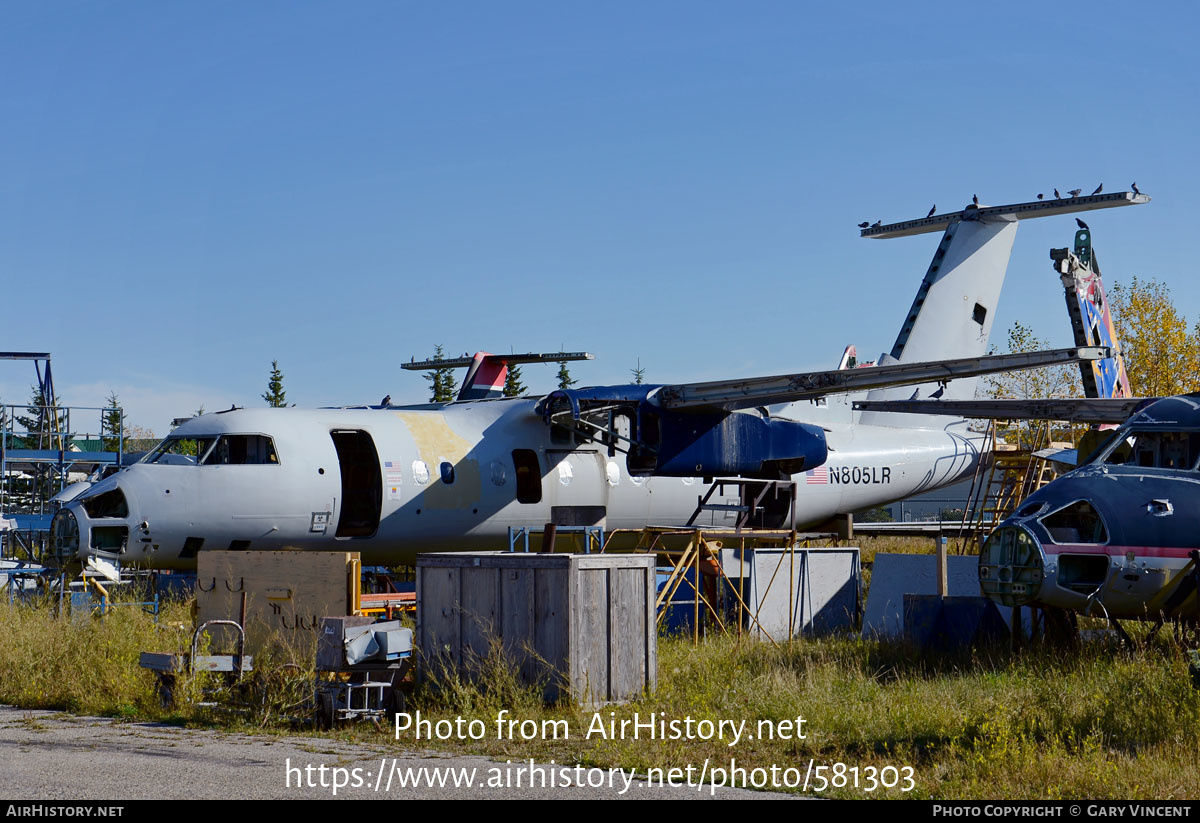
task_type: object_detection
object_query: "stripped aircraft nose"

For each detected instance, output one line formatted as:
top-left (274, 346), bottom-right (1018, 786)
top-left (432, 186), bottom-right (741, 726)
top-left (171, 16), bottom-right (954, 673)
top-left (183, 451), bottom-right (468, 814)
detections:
top-left (52, 479), bottom-right (141, 563)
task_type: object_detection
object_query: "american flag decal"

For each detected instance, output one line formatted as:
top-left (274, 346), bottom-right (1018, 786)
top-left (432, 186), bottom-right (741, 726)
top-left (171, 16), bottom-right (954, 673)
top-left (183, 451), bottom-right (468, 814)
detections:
top-left (805, 467), bottom-right (829, 485)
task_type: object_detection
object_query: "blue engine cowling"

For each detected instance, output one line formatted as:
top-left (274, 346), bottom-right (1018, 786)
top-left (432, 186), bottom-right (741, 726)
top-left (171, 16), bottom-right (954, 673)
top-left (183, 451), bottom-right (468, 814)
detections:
top-left (634, 407), bottom-right (827, 478)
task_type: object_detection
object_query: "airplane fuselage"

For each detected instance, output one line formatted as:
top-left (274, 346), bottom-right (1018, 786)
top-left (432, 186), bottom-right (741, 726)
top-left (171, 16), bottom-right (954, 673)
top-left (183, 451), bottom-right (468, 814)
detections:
top-left (54, 396), bottom-right (984, 568)
top-left (980, 395), bottom-right (1200, 621)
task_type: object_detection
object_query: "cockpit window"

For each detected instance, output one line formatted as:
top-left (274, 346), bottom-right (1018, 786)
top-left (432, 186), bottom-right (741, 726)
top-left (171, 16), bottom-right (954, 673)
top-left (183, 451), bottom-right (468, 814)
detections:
top-left (144, 436), bottom-right (218, 465)
top-left (201, 435), bottom-right (279, 465)
top-left (1097, 430), bottom-right (1200, 470)
top-left (1039, 500), bottom-right (1108, 544)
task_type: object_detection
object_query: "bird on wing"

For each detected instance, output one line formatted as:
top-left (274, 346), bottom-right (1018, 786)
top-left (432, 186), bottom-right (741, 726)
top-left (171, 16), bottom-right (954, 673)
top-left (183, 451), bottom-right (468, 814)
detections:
top-left (858, 221), bottom-right (870, 228)
top-left (1076, 218), bottom-right (1089, 230)
top-left (1054, 188), bottom-right (1061, 199)
top-left (927, 205), bottom-right (936, 218)
top-left (381, 394), bottom-right (391, 406)
top-left (1068, 188), bottom-right (1082, 197)
top-left (1037, 193), bottom-right (1044, 200)
top-left (972, 194), bottom-right (979, 206)
top-left (870, 220), bottom-right (882, 228)
top-left (1131, 182), bottom-right (1141, 195)
top-left (1092, 183), bottom-right (1103, 195)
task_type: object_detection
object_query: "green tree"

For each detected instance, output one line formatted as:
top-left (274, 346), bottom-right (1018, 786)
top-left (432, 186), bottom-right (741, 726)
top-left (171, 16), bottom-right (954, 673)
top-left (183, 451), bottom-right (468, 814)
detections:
top-left (631, 358), bottom-right (646, 385)
top-left (101, 391), bottom-right (128, 452)
top-left (15, 385), bottom-right (66, 449)
top-left (262, 360), bottom-right (288, 407)
top-left (556, 360), bottom-right (577, 390)
top-left (858, 505), bottom-right (893, 523)
top-left (425, 345), bottom-right (459, 403)
top-left (982, 322), bottom-right (1081, 448)
top-left (502, 363), bottom-right (527, 397)
top-left (1109, 277), bottom-right (1200, 396)
top-left (983, 321), bottom-right (1081, 401)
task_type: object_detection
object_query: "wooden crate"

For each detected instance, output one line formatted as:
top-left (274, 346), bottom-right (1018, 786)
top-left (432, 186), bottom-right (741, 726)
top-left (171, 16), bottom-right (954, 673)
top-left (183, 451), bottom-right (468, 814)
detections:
top-left (416, 552), bottom-right (656, 705)
top-left (196, 551), bottom-right (359, 654)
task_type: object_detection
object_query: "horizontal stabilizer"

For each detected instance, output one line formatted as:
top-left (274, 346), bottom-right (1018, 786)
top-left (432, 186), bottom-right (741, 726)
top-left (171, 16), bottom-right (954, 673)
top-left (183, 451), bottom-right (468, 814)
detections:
top-left (402, 351), bottom-right (593, 371)
top-left (654, 347), bottom-right (1111, 412)
top-left (851, 397), bottom-right (1149, 424)
top-left (862, 192), bottom-right (1150, 239)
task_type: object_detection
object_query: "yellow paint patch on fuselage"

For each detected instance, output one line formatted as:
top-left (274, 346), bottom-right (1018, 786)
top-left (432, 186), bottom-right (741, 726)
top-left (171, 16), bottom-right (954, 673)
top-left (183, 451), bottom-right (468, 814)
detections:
top-left (393, 411), bottom-right (475, 466)
top-left (393, 411), bottom-right (481, 510)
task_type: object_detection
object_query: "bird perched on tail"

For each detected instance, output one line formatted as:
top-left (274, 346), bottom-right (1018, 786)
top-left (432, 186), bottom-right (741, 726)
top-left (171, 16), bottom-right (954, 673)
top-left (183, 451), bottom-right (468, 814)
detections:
top-left (1091, 183), bottom-right (1103, 195)
top-left (972, 193), bottom-right (979, 206)
top-left (1076, 218), bottom-right (1089, 230)
top-left (927, 205), bottom-right (936, 218)
top-left (858, 221), bottom-right (869, 228)
top-left (1131, 182), bottom-right (1141, 195)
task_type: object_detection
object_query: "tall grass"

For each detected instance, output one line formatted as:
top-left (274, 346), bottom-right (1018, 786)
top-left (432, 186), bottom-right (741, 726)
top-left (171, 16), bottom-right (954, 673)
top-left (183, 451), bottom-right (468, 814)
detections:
top-left (1, 584), bottom-right (1198, 798)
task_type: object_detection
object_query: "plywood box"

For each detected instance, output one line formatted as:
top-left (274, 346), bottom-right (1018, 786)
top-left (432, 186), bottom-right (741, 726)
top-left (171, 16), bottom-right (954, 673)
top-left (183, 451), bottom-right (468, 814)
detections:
top-left (416, 552), bottom-right (656, 705)
top-left (196, 551), bottom-right (359, 654)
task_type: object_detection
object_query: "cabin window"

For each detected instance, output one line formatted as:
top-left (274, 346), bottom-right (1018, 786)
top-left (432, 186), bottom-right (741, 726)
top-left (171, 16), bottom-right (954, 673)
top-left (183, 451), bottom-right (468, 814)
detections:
top-left (512, 449), bottom-right (542, 504)
top-left (440, 461), bottom-right (455, 484)
top-left (972, 303), bottom-right (987, 325)
top-left (201, 435), bottom-right (279, 465)
top-left (144, 436), bottom-right (218, 465)
top-left (1039, 500), bottom-right (1108, 545)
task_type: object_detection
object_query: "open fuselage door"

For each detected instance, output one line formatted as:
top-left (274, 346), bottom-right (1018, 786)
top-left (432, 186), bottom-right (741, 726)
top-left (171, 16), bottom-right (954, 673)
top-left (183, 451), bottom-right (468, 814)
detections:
top-left (331, 430), bottom-right (382, 537)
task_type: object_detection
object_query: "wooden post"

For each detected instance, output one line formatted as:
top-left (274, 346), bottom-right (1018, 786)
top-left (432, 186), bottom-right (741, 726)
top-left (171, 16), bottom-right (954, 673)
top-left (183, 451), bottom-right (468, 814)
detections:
top-left (541, 523), bottom-right (557, 554)
top-left (936, 534), bottom-right (948, 599)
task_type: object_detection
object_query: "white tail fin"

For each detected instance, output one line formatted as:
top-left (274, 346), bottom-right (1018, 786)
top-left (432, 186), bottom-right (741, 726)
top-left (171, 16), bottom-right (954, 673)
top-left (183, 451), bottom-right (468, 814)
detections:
top-left (857, 192), bottom-right (1148, 427)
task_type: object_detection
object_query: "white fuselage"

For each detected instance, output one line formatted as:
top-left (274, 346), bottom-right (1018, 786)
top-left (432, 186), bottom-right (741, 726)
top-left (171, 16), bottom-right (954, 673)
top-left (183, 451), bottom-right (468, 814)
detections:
top-left (56, 395), bottom-right (984, 568)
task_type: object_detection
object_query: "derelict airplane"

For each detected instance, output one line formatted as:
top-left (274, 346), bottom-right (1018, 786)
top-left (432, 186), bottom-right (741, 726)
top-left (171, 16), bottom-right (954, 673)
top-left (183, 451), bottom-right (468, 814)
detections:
top-left (50, 192), bottom-right (1148, 569)
top-left (858, 217), bottom-right (1199, 631)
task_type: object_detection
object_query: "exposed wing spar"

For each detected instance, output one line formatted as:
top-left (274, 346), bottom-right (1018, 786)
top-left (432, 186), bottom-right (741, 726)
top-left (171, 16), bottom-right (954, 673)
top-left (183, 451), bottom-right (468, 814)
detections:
top-left (852, 397), bottom-right (1151, 425)
top-left (653, 346), bottom-right (1111, 412)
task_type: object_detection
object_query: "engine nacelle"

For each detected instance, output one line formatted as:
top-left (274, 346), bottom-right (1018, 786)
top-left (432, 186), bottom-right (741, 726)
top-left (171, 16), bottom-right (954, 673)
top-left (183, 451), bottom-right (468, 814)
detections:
top-left (631, 407), bottom-right (828, 478)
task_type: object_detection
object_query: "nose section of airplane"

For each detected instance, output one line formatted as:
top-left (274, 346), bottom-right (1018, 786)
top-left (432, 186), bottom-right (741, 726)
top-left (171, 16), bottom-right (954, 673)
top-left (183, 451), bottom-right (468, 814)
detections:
top-left (50, 506), bottom-right (80, 560)
top-left (52, 480), bottom-right (138, 563)
top-left (978, 524), bottom-right (1046, 607)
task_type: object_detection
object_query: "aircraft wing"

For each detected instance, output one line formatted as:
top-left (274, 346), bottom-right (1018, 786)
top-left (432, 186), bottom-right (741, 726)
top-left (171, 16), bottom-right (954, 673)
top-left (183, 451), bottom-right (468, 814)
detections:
top-left (652, 347), bottom-right (1111, 412)
top-left (850, 396), bottom-right (1150, 424)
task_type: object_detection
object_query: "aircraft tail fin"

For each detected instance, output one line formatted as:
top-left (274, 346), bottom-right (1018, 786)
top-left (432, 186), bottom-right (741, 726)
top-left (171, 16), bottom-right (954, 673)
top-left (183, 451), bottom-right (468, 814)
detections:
top-left (856, 192), bottom-right (1148, 427)
top-left (460, 352), bottom-right (508, 401)
top-left (401, 351), bottom-right (596, 402)
top-left (1055, 229), bottom-right (1132, 400)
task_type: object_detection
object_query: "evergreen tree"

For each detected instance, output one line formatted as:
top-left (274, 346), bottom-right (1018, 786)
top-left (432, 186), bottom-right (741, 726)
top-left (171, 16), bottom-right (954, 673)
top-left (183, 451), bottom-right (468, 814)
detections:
top-left (556, 360), bottom-right (577, 390)
top-left (425, 345), bottom-right (459, 403)
top-left (502, 363), bottom-right (527, 397)
top-left (631, 358), bottom-right (646, 385)
top-left (262, 360), bottom-right (288, 407)
top-left (15, 385), bottom-right (66, 449)
top-left (101, 391), bottom-right (128, 452)
top-left (13, 385), bottom-right (66, 510)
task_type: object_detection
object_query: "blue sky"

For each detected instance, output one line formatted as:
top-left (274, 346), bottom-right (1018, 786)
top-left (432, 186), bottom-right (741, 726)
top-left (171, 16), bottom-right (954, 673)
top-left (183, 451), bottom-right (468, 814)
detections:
top-left (2, 2), bottom-right (1195, 435)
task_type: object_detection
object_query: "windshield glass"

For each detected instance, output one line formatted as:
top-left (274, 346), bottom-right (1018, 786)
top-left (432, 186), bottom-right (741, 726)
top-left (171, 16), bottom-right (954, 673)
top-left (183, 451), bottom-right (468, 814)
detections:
top-left (143, 436), bottom-right (218, 465)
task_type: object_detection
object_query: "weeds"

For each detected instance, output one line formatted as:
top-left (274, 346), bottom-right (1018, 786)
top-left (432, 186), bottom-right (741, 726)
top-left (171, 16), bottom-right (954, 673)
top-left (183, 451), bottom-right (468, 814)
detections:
top-left (1, 577), bottom-right (1198, 798)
